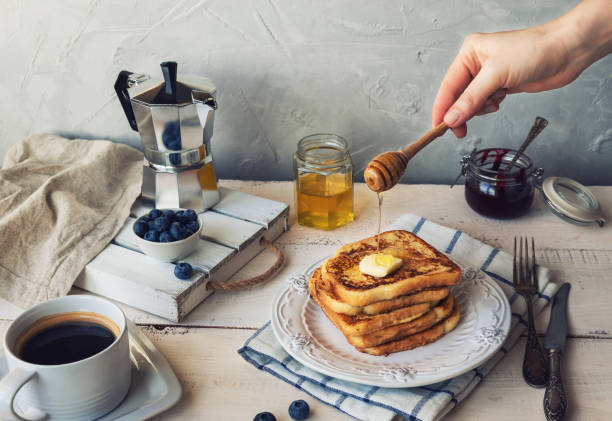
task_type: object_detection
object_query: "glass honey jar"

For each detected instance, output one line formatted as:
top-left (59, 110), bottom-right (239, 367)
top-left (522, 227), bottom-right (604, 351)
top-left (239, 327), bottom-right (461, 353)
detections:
top-left (294, 134), bottom-right (354, 230)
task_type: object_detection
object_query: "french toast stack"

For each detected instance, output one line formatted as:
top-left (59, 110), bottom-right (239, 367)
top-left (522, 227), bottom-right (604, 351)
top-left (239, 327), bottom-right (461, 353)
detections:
top-left (308, 230), bottom-right (462, 356)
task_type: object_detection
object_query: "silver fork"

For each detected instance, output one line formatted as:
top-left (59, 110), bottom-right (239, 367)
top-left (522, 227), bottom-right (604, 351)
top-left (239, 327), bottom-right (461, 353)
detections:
top-left (513, 237), bottom-right (549, 388)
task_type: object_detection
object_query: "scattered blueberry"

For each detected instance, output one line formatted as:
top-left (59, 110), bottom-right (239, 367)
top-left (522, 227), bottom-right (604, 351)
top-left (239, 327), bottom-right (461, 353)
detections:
top-left (143, 230), bottom-right (160, 242)
top-left (154, 216), bottom-right (170, 231)
top-left (288, 400), bottom-right (309, 420)
top-left (253, 412), bottom-right (276, 421)
top-left (162, 209), bottom-right (176, 221)
top-left (174, 262), bottom-right (193, 280)
top-left (184, 209), bottom-right (198, 221)
top-left (185, 220), bottom-right (200, 234)
top-left (170, 222), bottom-right (190, 241)
top-left (148, 209), bottom-right (162, 219)
top-left (159, 231), bottom-right (173, 242)
top-left (133, 221), bottom-right (148, 238)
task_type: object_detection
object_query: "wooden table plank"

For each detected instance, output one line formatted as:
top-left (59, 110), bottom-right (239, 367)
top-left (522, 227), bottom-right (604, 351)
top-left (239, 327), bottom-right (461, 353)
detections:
top-left (135, 326), bottom-right (612, 421)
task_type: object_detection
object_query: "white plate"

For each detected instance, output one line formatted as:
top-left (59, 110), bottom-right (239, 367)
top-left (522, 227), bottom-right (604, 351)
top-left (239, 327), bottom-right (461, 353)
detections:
top-left (0, 320), bottom-right (182, 420)
top-left (271, 257), bottom-right (511, 388)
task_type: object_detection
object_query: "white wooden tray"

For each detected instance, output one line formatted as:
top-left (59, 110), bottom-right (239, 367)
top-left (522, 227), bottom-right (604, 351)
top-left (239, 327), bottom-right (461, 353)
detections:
top-left (74, 187), bottom-right (289, 322)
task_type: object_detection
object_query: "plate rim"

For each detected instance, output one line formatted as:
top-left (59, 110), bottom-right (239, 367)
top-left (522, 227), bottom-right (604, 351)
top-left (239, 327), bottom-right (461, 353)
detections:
top-left (271, 255), bottom-right (511, 388)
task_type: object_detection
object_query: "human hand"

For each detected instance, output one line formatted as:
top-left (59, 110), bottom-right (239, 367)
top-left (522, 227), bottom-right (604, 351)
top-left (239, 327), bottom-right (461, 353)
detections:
top-left (432, 26), bottom-right (581, 138)
top-left (432, 0), bottom-right (612, 138)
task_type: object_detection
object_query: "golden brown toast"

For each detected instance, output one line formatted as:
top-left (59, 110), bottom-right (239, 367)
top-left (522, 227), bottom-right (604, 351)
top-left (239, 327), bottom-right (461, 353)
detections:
top-left (322, 230), bottom-right (461, 307)
top-left (312, 264), bottom-right (449, 315)
top-left (309, 268), bottom-right (438, 336)
top-left (357, 303), bottom-right (461, 356)
top-left (345, 293), bottom-right (455, 348)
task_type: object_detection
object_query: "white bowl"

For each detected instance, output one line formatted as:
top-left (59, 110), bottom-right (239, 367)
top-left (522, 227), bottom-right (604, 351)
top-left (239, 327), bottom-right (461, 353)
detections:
top-left (133, 211), bottom-right (202, 262)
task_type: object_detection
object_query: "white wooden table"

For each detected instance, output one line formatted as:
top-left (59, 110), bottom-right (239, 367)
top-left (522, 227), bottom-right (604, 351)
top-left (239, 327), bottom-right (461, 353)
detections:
top-left (1, 181), bottom-right (611, 420)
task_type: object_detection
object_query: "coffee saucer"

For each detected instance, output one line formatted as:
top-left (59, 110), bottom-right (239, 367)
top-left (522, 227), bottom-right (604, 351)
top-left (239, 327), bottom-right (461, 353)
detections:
top-left (0, 320), bottom-right (182, 421)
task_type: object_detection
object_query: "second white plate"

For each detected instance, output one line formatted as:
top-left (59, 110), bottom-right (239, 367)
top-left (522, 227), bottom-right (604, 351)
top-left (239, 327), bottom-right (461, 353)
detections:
top-left (271, 257), bottom-right (511, 388)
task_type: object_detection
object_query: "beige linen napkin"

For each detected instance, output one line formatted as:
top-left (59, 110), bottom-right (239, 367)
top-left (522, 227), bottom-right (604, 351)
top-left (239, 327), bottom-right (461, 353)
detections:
top-left (0, 134), bottom-right (142, 309)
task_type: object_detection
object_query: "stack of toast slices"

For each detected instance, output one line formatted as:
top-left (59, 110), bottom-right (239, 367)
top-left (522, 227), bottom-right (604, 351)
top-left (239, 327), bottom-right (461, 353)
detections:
top-left (308, 230), bottom-right (462, 356)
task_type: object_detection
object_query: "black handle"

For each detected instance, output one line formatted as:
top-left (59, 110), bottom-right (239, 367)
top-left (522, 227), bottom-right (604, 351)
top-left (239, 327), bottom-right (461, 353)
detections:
top-left (544, 350), bottom-right (567, 421)
top-left (160, 61), bottom-right (178, 102)
top-left (114, 70), bottom-right (138, 131)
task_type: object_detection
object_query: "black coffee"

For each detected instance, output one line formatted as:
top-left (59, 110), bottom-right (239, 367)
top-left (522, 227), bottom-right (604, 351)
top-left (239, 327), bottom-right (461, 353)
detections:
top-left (20, 321), bottom-right (116, 365)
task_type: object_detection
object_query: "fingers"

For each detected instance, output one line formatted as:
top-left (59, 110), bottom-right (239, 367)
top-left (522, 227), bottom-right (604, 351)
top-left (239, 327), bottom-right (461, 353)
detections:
top-left (443, 64), bottom-right (502, 128)
top-left (474, 89), bottom-right (506, 115)
top-left (432, 49), bottom-right (476, 127)
top-left (451, 124), bottom-right (467, 138)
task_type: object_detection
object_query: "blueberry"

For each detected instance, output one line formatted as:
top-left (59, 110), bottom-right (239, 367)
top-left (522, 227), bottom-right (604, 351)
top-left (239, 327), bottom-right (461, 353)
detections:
top-left (137, 215), bottom-right (150, 224)
top-left (162, 209), bottom-right (176, 221)
top-left (175, 210), bottom-right (190, 224)
top-left (143, 230), bottom-right (160, 242)
top-left (288, 400), bottom-right (309, 420)
top-left (184, 209), bottom-right (198, 221)
top-left (253, 412), bottom-right (276, 421)
top-left (170, 222), bottom-right (190, 241)
top-left (133, 221), bottom-right (148, 238)
top-left (147, 220), bottom-right (158, 231)
top-left (174, 262), bottom-right (193, 280)
top-left (148, 209), bottom-right (162, 219)
top-left (185, 220), bottom-right (200, 234)
top-left (159, 231), bottom-right (173, 242)
top-left (154, 216), bottom-right (170, 231)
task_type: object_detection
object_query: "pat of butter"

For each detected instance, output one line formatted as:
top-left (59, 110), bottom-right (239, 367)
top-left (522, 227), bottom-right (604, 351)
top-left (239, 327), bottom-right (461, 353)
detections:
top-left (359, 253), bottom-right (403, 277)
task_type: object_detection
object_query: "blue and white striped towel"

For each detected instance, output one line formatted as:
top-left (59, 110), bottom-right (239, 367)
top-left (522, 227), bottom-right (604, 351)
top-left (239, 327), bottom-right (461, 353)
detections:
top-left (238, 214), bottom-right (559, 421)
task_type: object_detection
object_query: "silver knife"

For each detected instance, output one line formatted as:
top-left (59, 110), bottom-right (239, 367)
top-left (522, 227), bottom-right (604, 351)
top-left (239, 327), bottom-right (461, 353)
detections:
top-left (543, 283), bottom-right (571, 421)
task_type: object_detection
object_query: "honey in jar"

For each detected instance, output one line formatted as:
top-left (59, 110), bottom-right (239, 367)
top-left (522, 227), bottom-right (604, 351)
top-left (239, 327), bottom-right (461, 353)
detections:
top-left (294, 134), bottom-right (354, 230)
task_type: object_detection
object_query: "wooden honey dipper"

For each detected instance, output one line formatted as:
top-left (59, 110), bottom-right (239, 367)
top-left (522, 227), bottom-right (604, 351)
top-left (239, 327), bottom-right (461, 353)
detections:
top-left (364, 122), bottom-right (450, 192)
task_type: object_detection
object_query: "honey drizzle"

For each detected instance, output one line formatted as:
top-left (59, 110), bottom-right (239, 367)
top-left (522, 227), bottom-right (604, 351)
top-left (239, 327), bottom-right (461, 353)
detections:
top-left (376, 192), bottom-right (384, 251)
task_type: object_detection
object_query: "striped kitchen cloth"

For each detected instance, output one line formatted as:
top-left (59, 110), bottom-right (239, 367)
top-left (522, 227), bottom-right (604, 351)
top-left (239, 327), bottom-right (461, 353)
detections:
top-left (238, 214), bottom-right (559, 421)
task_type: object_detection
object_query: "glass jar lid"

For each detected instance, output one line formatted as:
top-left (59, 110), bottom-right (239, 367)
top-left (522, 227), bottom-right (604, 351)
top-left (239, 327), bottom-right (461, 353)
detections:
top-left (540, 177), bottom-right (605, 227)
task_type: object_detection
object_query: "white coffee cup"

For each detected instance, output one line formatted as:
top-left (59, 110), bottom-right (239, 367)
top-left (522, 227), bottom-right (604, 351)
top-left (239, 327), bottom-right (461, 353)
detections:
top-left (0, 295), bottom-right (131, 420)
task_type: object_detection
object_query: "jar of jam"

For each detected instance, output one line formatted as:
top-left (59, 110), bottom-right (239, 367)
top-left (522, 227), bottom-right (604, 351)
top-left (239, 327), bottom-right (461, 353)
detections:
top-left (459, 148), bottom-right (543, 219)
top-left (294, 134), bottom-right (354, 230)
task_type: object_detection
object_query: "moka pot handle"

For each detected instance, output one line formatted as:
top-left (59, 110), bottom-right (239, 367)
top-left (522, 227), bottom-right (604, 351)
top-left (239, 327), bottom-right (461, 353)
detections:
top-left (114, 70), bottom-right (138, 131)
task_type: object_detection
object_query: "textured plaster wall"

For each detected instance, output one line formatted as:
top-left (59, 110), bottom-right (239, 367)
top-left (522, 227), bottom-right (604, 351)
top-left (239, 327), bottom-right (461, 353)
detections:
top-left (1, 0), bottom-right (610, 184)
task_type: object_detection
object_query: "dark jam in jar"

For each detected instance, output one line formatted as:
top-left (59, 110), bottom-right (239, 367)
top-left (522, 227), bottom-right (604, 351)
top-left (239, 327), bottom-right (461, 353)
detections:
top-left (463, 148), bottom-right (541, 219)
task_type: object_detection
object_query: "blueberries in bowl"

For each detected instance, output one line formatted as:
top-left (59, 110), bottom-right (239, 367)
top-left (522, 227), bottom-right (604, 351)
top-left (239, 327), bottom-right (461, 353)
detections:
top-left (133, 208), bottom-right (200, 243)
top-left (253, 412), bottom-right (276, 421)
top-left (288, 400), bottom-right (310, 420)
top-left (148, 209), bottom-right (162, 220)
top-left (174, 262), bottom-right (193, 280)
top-left (159, 231), bottom-right (173, 243)
top-left (169, 221), bottom-right (191, 241)
top-left (133, 220), bottom-right (148, 237)
top-left (144, 230), bottom-right (159, 242)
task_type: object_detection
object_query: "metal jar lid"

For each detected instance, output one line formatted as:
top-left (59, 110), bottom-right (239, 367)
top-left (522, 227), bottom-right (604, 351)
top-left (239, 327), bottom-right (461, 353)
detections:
top-left (540, 177), bottom-right (606, 227)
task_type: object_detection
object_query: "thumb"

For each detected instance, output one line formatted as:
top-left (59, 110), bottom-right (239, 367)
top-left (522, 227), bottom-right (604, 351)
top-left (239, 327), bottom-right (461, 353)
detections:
top-left (443, 64), bottom-right (501, 128)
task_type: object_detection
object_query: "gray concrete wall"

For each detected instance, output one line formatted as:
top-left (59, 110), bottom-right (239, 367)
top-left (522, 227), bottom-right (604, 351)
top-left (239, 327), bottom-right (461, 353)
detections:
top-left (1, 0), bottom-right (610, 184)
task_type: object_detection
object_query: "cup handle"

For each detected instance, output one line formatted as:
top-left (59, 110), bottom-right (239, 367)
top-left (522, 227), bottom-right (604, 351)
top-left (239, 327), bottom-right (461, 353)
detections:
top-left (0, 367), bottom-right (47, 421)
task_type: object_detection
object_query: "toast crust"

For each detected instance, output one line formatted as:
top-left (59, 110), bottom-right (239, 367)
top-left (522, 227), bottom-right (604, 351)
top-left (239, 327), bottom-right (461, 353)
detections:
top-left (309, 268), bottom-right (437, 335)
top-left (346, 294), bottom-right (455, 348)
top-left (314, 264), bottom-right (449, 315)
top-left (322, 230), bottom-right (461, 306)
top-left (358, 303), bottom-right (461, 356)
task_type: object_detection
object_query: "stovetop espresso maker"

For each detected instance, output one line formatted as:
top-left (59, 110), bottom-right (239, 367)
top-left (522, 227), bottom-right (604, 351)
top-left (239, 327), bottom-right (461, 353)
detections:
top-left (114, 61), bottom-right (220, 212)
